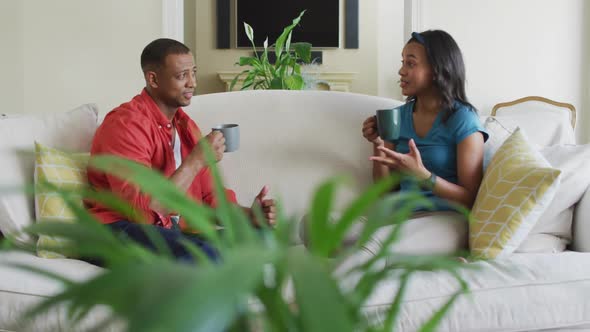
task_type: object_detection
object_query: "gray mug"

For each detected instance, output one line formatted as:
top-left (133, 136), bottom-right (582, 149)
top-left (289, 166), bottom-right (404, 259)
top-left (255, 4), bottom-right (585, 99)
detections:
top-left (212, 124), bottom-right (240, 152)
top-left (376, 107), bottom-right (401, 144)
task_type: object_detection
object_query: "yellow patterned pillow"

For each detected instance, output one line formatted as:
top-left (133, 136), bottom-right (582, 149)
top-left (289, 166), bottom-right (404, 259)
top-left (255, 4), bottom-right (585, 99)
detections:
top-left (469, 128), bottom-right (561, 259)
top-left (34, 142), bottom-right (89, 258)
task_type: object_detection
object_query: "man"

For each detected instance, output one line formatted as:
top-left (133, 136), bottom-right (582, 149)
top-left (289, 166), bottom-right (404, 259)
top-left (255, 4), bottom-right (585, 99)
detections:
top-left (86, 38), bottom-right (276, 262)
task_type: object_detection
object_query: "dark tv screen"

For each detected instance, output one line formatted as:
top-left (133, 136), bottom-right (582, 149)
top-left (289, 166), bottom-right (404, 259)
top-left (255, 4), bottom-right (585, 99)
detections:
top-left (236, 0), bottom-right (339, 48)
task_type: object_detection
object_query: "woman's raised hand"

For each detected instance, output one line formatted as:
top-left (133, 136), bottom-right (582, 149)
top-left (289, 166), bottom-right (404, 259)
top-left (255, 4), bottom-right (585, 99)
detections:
top-left (369, 139), bottom-right (430, 180)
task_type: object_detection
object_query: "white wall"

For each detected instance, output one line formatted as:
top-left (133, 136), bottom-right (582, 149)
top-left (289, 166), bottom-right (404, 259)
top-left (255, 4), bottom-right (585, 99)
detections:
top-left (377, 0), bottom-right (405, 100)
top-left (0, 1), bottom-right (24, 115)
top-left (2, 0), bottom-right (163, 116)
top-left (418, 0), bottom-right (587, 142)
top-left (191, 0), bottom-right (405, 96)
top-left (2, 0), bottom-right (588, 143)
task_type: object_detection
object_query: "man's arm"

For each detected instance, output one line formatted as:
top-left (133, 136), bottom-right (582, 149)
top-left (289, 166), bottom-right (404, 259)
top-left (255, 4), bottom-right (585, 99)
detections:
top-left (152, 130), bottom-right (226, 214)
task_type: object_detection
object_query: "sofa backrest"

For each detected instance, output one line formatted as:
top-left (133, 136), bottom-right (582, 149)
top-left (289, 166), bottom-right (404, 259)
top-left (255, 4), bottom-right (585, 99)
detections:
top-left (185, 90), bottom-right (403, 218)
top-left (0, 105), bottom-right (99, 243)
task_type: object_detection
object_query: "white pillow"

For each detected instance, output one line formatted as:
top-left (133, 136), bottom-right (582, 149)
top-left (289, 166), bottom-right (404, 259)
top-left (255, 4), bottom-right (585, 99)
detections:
top-left (493, 109), bottom-right (576, 147)
top-left (517, 144), bottom-right (590, 253)
top-left (573, 189), bottom-right (590, 252)
top-left (482, 113), bottom-right (576, 172)
top-left (482, 116), bottom-right (519, 171)
top-left (0, 104), bottom-right (98, 243)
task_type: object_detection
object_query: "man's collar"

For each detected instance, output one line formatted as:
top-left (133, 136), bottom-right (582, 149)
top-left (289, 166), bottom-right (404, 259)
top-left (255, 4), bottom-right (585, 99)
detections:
top-left (139, 88), bottom-right (185, 127)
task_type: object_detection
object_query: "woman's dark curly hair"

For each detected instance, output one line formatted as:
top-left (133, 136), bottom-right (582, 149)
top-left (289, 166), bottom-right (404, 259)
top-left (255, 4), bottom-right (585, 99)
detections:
top-left (407, 30), bottom-right (476, 122)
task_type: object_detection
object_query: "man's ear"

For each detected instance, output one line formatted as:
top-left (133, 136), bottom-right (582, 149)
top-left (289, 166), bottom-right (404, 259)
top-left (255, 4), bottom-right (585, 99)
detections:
top-left (145, 71), bottom-right (159, 89)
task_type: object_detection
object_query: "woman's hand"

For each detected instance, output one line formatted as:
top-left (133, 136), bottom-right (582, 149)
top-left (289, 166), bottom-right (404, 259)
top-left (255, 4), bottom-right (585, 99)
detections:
top-left (362, 116), bottom-right (384, 145)
top-left (369, 138), bottom-right (430, 180)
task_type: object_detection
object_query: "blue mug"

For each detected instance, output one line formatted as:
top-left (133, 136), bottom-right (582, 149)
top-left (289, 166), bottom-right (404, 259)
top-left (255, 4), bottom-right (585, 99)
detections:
top-left (376, 107), bottom-right (401, 144)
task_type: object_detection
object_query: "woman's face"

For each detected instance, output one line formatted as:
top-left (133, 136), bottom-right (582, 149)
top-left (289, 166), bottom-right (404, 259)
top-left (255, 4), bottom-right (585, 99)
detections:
top-left (398, 41), bottom-right (435, 97)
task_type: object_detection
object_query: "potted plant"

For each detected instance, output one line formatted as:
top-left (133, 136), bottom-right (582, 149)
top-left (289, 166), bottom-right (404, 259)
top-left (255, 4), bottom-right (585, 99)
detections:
top-left (231, 11), bottom-right (312, 91)
top-left (2, 146), bottom-right (472, 332)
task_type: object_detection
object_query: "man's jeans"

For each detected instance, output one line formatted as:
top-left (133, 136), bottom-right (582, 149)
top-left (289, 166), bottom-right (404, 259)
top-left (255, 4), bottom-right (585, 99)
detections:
top-left (106, 220), bottom-right (219, 263)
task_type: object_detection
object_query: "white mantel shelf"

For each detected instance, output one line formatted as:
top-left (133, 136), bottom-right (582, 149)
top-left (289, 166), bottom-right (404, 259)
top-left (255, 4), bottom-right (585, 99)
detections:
top-left (217, 71), bottom-right (357, 92)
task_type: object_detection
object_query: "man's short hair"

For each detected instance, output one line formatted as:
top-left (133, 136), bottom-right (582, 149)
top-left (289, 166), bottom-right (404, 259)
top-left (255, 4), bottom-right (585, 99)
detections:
top-left (140, 38), bottom-right (191, 72)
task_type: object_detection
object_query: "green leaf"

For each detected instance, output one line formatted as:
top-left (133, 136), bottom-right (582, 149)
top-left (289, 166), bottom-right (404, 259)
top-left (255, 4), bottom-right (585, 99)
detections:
top-left (293, 42), bottom-right (312, 63)
top-left (418, 291), bottom-right (463, 332)
top-left (88, 156), bottom-right (219, 245)
top-left (306, 177), bottom-right (346, 256)
top-left (275, 10), bottom-right (305, 60)
top-left (284, 75), bottom-right (304, 90)
top-left (354, 192), bottom-right (432, 251)
top-left (230, 70), bottom-right (249, 91)
top-left (124, 248), bottom-right (274, 332)
top-left (238, 57), bottom-right (259, 67)
top-left (293, 63), bottom-right (301, 75)
top-left (326, 175), bottom-right (399, 256)
top-left (289, 250), bottom-right (355, 332)
top-left (269, 77), bottom-right (284, 90)
top-left (285, 30), bottom-right (292, 53)
top-left (382, 273), bottom-right (410, 331)
top-left (24, 247), bottom-right (274, 332)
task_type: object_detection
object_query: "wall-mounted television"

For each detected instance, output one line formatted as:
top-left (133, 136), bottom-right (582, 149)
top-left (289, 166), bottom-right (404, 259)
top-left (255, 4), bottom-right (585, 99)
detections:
top-left (236, 0), bottom-right (340, 49)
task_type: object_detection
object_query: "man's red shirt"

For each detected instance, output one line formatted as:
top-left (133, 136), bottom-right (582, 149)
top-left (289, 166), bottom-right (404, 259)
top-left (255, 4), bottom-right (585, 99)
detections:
top-left (86, 89), bottom-right (237, 229)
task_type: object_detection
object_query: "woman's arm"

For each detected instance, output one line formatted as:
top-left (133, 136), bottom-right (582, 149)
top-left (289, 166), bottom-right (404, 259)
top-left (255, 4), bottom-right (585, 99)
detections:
top-left (371, 132), bottom-right (485, 208)
top-left (372, 141), bottom-right (395, 181)
top-left (430, 132), bottom-right (485, 208)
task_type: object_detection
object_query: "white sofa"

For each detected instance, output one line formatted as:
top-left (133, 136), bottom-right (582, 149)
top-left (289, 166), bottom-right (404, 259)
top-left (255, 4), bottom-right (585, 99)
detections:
top-left (1, 90), bottom-right (590, 331)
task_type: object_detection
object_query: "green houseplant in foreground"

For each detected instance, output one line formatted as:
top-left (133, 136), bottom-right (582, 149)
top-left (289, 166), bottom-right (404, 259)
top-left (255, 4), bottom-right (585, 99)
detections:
top-left (1, 143), bottom-right (473, 332)
top-left (231, 11), bottom-right (312, 91)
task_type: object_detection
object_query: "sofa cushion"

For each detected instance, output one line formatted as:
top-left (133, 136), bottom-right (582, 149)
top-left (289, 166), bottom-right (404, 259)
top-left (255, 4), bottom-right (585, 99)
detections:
top-left (482, 111), bottom-right (576, 172)
top-left (469, 128), bottom-right (561, 259)
top-left (185, 90), bottom-right (403, 219)
top-left (0, 104), bottom-right (98, 244)
top-left (492, 102), bottom-right (576, 147)
top-left (482, 116), bottom-right (520, 171)
top-left (302, 211), bottom-right (468, 263)
top-left (34, 142), bottom-right (90, 258)
top-left (517, 144), bottom-right (590, 253)
top-left (573, 188), bottom-right (590, 252)
top-left (0, 251), bottom-right (120, 332)
top-left (362, 251), bottom-right (590, 331)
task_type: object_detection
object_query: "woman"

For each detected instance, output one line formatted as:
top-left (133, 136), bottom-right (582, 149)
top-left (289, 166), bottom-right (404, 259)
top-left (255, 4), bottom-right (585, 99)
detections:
top-left (362, 30), bottom-right (488, 211)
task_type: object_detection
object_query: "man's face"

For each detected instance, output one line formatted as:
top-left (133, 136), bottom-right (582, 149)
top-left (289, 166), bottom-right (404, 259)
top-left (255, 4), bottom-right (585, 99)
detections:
top-left (152, 52), bottom-right (197, 108)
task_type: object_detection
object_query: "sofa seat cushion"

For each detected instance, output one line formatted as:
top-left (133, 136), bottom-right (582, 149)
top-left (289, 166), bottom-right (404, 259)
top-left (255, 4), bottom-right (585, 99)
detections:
top-left (0, 251), bottom-right (118, 331)
top-left (362, 251), bottom-right (590, 331)
top-left (0, 251), bottom-right (102, 297)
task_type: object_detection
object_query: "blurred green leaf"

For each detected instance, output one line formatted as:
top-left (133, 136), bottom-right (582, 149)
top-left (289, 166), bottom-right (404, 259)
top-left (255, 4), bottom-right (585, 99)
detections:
top-left (88, 156), bottom-right (219, 245)
top-left (289, 249), bottom-right (355, 332)
top-left (1, 151), bottom-right (476, 331)
top-left (307, 177), bottom-right (341, 256)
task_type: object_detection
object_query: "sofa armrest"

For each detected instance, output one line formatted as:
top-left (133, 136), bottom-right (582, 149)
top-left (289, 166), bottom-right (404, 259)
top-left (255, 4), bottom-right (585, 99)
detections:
top-left (572, 186), bottom-right (590, 251)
